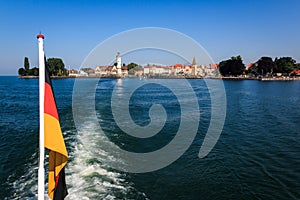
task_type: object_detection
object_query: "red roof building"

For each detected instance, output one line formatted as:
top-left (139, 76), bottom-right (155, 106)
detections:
top-left (246, 62), bottom-right (255, 70)
top-left (290, 69), bottom-right (300, 76)
top-left (210, 63), bottom-right (219, 69)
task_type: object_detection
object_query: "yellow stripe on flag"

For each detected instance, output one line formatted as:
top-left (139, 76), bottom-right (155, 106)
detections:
top-left (44, 113), bottom-right (68, 199)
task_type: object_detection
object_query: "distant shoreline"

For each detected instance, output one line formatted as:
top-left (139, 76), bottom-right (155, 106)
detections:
top-left (17, 75), bottom-right (300, 81)
top-left (18, 75), bottom-right (77, 79)
top-left (219, 76), bottom-right (300, 81)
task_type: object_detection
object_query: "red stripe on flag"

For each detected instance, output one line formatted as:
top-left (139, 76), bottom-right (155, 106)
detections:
top-left (44, 82), bottom-right (59, 120)
top-left (55, 174), bottom-right (60, 189)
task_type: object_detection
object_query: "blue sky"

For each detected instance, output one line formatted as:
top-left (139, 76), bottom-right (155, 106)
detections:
top-left (0, 0), bottom-right (299, 75)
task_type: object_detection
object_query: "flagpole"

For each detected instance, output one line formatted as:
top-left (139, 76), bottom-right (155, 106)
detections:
top-left (37, 33), bottom-right (45, 200)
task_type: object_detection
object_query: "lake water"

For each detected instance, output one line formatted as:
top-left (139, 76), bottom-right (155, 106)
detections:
top-left (0, 76), bottom-right (299, 199)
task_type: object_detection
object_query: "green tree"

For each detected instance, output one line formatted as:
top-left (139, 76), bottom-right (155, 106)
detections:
top-left (46, 58), bottom-right (66, 76)
top-left (127, 62), bottom-right (139, 71)
top-left (274, 57), bottom-right (296, 74)
top-left (218, 60), bottom-right (229, 76)
top-left (63, 68), bottom-right (68, 76)
top-left (218, 56), bottom-right (245, 76)
top-left (24, 57), bottom-right (30, 75)
top-left (28, 67), bottom-right (39, 76)
top-left (18, 67), bottom-right (26, 76)
top-left (256, 57), bottom-right (275, 75)
top-left (58, 69), bottom-right (62, 76)
top-left (128, 64), bottom-right (142, 75)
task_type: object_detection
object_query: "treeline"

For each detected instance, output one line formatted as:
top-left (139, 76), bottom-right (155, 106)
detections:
top-left (127, 62), bottom-right (142, 74)
top-left (218, 56), bottom-right (300, 76)
top-left (18, 57), bottom-right (68, 76)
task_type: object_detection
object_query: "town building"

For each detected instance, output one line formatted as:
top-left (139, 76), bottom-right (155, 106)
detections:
top-left (68, 69), bottom-right (78, 77)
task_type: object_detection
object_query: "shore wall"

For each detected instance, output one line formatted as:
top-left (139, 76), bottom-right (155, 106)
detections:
top-left (18, 75), bottom-right (300, 81)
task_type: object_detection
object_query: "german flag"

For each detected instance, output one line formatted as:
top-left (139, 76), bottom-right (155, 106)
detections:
top-left (44, 65), bottom-right (68, 199)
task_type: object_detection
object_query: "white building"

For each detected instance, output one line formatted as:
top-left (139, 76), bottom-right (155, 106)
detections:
top-left (144, 65), bottom-right (170, 76)
top-left (77, 70), bottom-right (88, 77)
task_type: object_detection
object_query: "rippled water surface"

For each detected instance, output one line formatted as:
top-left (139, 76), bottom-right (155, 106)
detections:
top-left (0, 76), bottom-right (299, 199)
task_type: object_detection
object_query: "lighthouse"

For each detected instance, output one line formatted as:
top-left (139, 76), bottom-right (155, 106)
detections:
top-left (116, 52), bottom-right (122, 75)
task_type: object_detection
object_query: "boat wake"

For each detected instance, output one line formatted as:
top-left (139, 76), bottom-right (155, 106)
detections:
top-left (66, 122), bottom-right (137, 199)
top-left (7, 120), bottom-right (147, 199)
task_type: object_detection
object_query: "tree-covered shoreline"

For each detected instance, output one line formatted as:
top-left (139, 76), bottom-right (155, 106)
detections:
top-left (219, 56), bottom-right (300, 77)
top-left (18, 55), bottom-right (300, 78)
top-left (18, 57), bottom-right (68, 77)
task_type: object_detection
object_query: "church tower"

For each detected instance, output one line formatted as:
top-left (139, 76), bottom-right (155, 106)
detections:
top-left (191, 56), bottom-right (197, 76)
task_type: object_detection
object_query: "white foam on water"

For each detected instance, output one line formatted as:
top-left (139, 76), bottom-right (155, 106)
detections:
top-left (65, 120), bottom-right (131, 200)
top-left (7, 119), bottom-right (136, 199)
top-left (6, 152), bottom-right (39, 199)
top-left (6, 98), bottom-right (149, 199)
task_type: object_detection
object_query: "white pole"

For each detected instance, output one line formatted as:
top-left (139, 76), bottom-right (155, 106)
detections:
top-left (37, 33), bottom-right (45, 200)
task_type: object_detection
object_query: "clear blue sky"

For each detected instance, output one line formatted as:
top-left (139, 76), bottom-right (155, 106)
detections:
top-left (0, 0), bottom-right (299, 75)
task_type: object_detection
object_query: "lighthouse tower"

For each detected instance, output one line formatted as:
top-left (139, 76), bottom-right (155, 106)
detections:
top-left (116, 52), bottom-right (122, 75)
